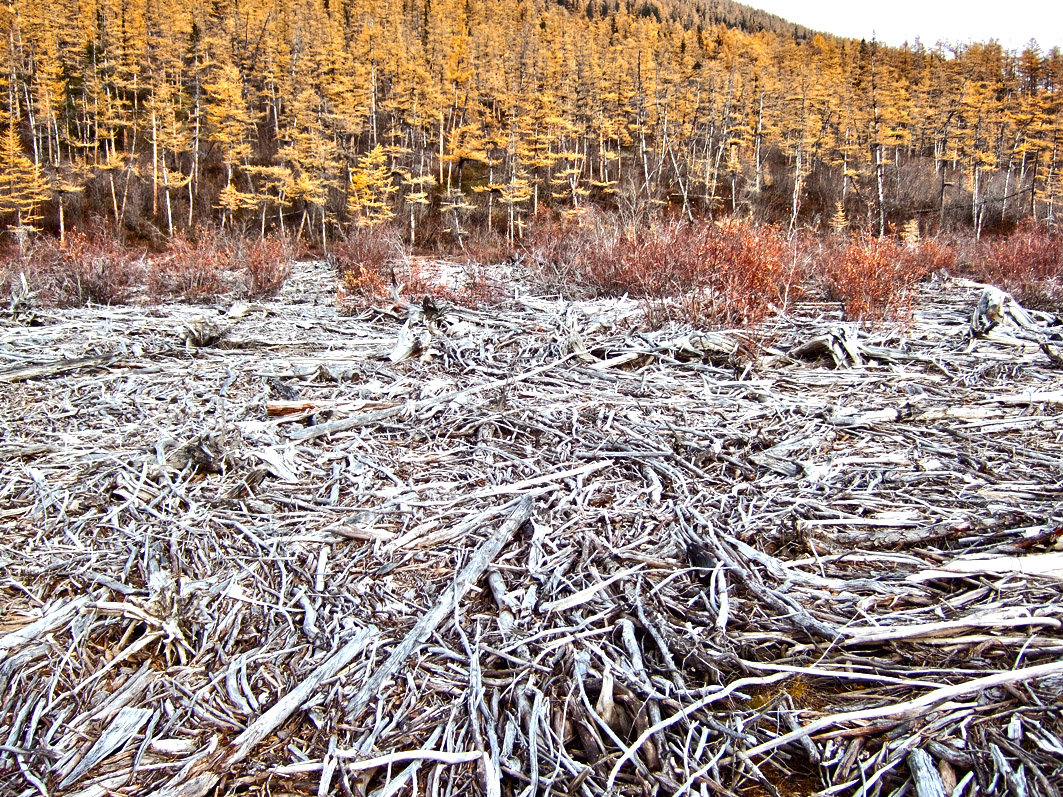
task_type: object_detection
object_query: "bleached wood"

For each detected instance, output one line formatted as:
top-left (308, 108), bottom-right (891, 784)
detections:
top-left (907, 749), bottom-right (947, 797)
top-left (344, 496), bottom-right (534, 720)
top-left (743, 660), bottom-right (1063, 759)
top-left (147, 627), bottom-right (374, 797)
top-left (1, 263), bottom-right (1061, 797)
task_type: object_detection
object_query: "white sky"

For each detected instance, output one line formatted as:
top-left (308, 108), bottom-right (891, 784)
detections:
top-left (746, 1), bottom-right (1062, 52)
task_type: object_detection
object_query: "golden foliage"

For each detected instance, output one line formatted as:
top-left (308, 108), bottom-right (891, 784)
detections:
top-left (0, 0), bottom-right (1058, 242)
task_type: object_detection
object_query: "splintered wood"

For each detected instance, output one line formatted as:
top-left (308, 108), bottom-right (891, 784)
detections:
top-left (1, 263), bottom-right (1062, 797)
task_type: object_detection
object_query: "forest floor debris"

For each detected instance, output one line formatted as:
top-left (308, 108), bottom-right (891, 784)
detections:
top-left (1, 260), bottom-right (1062, 796)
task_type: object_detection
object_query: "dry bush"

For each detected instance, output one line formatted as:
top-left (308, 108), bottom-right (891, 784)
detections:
top-left (336, 223), bottom-right (508, 309)
top-left (909, 238), bottom-right (956, 276)
top-left (526, 215), bottom-right (795, 328)
top-left (521, 207), bottom-right (624, 293)
top-left (241, 236), bottom-right (295, 298)
top-left (149, 229), bottom-right (296, 302)
top-left (397, 259), bottom-right (450, 296)
top-left (340, 262), bottom-right (392, 305)
top-left (147, 232), bottom-right (228, 301)
top-left (459, 227), bottom-right (515, 270)
top-left (0, 230), bottom-right (146, 307)
top-left (453, 265), bottom-right (507, 306)
top-left (436, 226), bottom-right (512, 307)
top-left (816, 235), bottom-right (938, 322)
top-left (963, 223), bottom-right (1063, 310)
top-left (391, 258), bottom-right (506, 309)
top-left (334, 225), bottom-right (405, 306)
top-left (644, 219), bottom-right (796, 328)
top-left (1, 226), bottom-right (295, 308)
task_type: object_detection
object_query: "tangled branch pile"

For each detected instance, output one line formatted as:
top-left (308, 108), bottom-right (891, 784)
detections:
top-left (1, 261), bottom-right (1062, 797)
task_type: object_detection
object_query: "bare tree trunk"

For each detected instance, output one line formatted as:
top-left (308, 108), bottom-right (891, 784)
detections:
top-left (370, 64), bottom-right (378, 148)
top-left (789, 143), bottom-right (802, 234)
top-left (297, 207), bottom-right (307, 242)
top-left (109, 171), bottom-right (121, 229)
top-left (1029, 157), bottom-right (1039, 220)
top-left (842, 140), bottom-right (849, 204)
top-left (870, 43), bottom-right (886, 238)
top-left (876, 143), bottom-right (886, 237)
top-left (1002, 151), bottom-right (1014, 221)
top-left (973, 167), bottom-right (983, 239)
top-left (152, 108), bottom-right (159, 217)
top-left (21, 81), bottom-right (39, 167)
top-left (189, 74), bottom-right (201, 228)
top-left (754, 88), bottom-right (764, 194)
top-left (938, 155), bottom-right (948, 232)
top-left (666, 139), bottom-right (693, 222)
top-left (118, 127), bottom-right (137, 229)
top-left (161, 152), bottom-right (174, 237)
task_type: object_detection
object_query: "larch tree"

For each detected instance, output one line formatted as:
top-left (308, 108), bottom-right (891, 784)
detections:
top-left (348, 144), bottom-right (398, 225)
top-left (204, 62), bottom-right (256, 230)
top-left (0, 111), bottom-right (53, 248)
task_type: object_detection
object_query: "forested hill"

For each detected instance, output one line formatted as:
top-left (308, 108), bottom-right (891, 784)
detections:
top-left (616, 0), bottom-right (817, 38)
top-left (0, 0), bottom-right (1058, 245)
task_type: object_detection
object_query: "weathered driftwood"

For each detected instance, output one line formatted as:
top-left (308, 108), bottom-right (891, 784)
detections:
top-left (0, 353), bottom-right (116, 383)
top-left (969, 283), bottom-right (1063, 369)
top-left (907, 748), bottom-right (947, 797)
top-left (344, 496), bottom-right (534, 720)
top-left (149, 627), bottom-right (376, 797)
top-left (2, 260), bottom-right (1062, 797)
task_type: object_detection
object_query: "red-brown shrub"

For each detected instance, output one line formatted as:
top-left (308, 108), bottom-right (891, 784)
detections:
top-left (459, 227), bottom-right (515, 269)
top-left (522, 207), bottom-right (622, 292)
top-left (242, 236), bottom-right (294, 298)
top-left (147, 233), bottom-right (226, 301)
top-left (526, 215), bottom-right (796, 328)
top-left (817, 236), bottom-right (936, 322)
top-left (334, 224), bottom-right (506, 308)
top-left (334, 225), bottom-right (404, 306)
top-left (963, 223), bottom-right (1063, 310)
top-left (0, 225), bottom-right (297, 308)
top-left (907, 238), bottom-right (956, 277)
top-left (643, 220), bottom-right (796, 328)
top-left (145, 230), bottom-right (295, 302)
top-left (0, 230), bottom-right (146, 306)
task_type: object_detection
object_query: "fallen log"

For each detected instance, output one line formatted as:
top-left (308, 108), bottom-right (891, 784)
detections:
top-left (0, 353), bottom-right (115, 383)
top-left (147, 627), bottom-right (376, 797)
top-left (345, 495), bottom-right (535, 720)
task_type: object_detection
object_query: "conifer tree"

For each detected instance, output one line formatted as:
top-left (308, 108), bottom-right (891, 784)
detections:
top-left (0, 113), bottom-right (52, 248)
top-left (205, 62), bottom-right (256, 230)
top-left (348, 144), bottom-right (398, 225)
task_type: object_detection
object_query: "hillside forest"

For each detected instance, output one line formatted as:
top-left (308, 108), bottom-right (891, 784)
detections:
top-left (0, 0), bottom-right (1061, 318)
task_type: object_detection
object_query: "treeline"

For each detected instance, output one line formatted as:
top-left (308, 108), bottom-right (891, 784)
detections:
top-left (0, 0), bottom-right (1060, 249)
